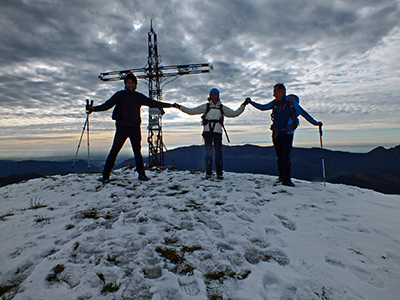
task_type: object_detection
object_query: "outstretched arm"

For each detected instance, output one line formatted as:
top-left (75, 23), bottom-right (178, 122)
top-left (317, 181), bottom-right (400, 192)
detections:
top-left (248, 98), bottom-right (274, 111)
top-left (140, 93), bottom-right (173, 109)
top-left (222, 102), bottom-right (246, 118)
top-left (91, 92), bottom-right (120, 112)
top-left (174, 103), bottom-right (208, 115)
top-left (293, 101), bottom-right (322, 126)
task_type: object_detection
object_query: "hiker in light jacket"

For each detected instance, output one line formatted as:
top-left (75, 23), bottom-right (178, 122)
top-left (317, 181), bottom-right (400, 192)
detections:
top-left (246, 83), bottom-right (322, 187)
top-left (173, 88), bottom-right (248, 179)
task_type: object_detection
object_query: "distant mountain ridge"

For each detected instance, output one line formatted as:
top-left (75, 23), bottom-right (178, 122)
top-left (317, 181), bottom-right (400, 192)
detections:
top-left (0, 159), bottom-right (102, 187)
top-left (160, 144), bottom-right (400, 194)
top-left (1, 144), bottom-right (399, 194)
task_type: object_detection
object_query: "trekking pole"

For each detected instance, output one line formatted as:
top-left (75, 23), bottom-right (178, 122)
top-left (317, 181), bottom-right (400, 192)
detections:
top-left (72, 99), bottom-right (93, 168)
top-left (72, 115), bottom-right (88, 168)
top-left (86, 100), bottom-right (93, 168)
top-left (221, 125), bottom-right (230, 143)
top-left (86, 105), bottom-right (91, 168)
top-left (319, 124), bottom-right (326, 186)
top-left (163, 143), bottom-right (178, 169)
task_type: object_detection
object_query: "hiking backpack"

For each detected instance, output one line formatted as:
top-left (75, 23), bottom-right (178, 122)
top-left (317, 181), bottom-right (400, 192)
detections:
top-left (201, 103), bottom-right (230, 142)
top-left (270, 94), bottom-right (300, 134)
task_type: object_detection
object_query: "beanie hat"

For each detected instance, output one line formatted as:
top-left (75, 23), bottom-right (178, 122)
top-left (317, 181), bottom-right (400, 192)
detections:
top-left (209, 88), bottom-right (220, 98)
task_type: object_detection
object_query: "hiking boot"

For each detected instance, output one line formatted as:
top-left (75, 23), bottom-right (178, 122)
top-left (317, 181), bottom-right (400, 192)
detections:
top-left (275, 177), bottom-right (283, 183)
top-left (282, 180), bottom-right (295, 187)
top-left (102, 175), bottom-right (110, 184)
top-left (216, 175), bottom-right (224, 180)
top-left (205, 174), bottom-right (212, 179)
top-left (138, 174), bottom-right (150, 181)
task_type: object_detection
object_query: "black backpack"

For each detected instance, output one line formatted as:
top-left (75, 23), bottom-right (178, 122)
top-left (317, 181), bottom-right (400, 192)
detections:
top-left (201, 103), bottom-right (223, 125)
top-left (201, 103), bottom-right (230, 142)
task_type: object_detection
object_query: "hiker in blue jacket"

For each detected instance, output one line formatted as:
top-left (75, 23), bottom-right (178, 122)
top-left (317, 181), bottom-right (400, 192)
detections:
top-left (246, 83), bottom-right (322, 186)
top-left (173, 88), bottom-right (248, 179)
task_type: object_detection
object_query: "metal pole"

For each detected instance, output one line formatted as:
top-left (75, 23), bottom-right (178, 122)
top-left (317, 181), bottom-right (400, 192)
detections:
top-left (72, 100), bottom-right (93, 168)
top-left (72, 115), bottom-right (88, 168)
top-left (319, 124), bottom-right (326, 186)
top-left (163, 143), bottom-right (178, 169)
top-left (86, 100), bottom-right (94, 168)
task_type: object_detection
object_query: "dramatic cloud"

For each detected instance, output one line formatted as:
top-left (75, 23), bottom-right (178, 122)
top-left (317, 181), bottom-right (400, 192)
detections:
top-left (0, 0), bottom-right (399, 158)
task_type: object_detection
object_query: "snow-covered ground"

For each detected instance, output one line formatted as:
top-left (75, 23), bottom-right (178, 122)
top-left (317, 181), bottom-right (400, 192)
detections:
top-left (1, 167), bottom-right (400, 300)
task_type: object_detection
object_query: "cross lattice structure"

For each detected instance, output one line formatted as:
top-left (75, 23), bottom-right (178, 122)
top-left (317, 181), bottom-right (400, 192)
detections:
top-left (99, 21), bottom-right (212, 166)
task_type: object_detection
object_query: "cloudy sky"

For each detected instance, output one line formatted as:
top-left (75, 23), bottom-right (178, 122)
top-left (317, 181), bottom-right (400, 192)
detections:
top-left (1, 0), bottom-right (399, 160)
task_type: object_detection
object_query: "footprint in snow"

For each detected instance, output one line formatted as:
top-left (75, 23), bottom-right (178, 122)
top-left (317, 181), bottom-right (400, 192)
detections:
top-left (324, 255), bottom-right (384, 288)
top-left (264, 248), bottom-right (290, 266)
top-left (236, 212), bottom-right (254, 222)
top-left (245, 247), bottom-right (290, 266)
top-left (275, 214), bottom-right (297, 231)
top-left (262, 272), bottom-right (282, 298)
top-left (178, 276), bottom-right (201, 296)
top-left (265, 227), bottom-right (280, 236)
top-left (250, 237), bottom-right (270, 249)
top-left (245, 247), bottom-right (264, 264)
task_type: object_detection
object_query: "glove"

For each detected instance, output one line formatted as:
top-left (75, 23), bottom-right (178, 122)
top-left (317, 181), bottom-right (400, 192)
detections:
top-left (172, 103), bottom-right (181, 109)
top-left (318, 122), bottom-right (323, 127)
top-left (85, 104), bottom-right (94, 114)
top-left (243, 98), bottom-right (251, 106)
top-left (85, 99), bottom-right (94, 114)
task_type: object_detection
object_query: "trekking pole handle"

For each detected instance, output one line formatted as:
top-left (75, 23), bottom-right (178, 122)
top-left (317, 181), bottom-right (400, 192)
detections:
top-left (86, 99), bottom-right (94, 114)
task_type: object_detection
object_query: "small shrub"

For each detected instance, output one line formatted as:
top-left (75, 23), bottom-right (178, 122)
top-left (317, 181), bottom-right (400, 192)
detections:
top-left (106, 254), bottom-right (120, 265)
top-left (46, 264), bottom-right (65, 283)
top-left (104, 211), bottom-right (114, 220)
top-left (204, 268), bottom-right (251, 283)
top-left (164, 236), bottom-right (179, 245)
top-left (173, 263), bottom-right (195, 275)
top-left (35, 215), bottom-right (51, 223)
top-left (0, 213), bottom-right (14, 222)
top-left (0, 280), bottom-right (19, 299)
top-left (81, 208), bottom-right (99, 219)
top-left (96, 273), bottom-right (105, 283)
top-left (204, 270), bottom-right (226, 281)
top-left (169, 184), bottom-right (180, 190)
top-left (28, 197), bottom-right (48, 210)
top-left (101, 282), bottom-right (120, 294)
top-left (155, 246), bottom-right (184, 264)
top-left (137, 216), bottom-right (148, 222)
top-left (73, 242), bottom-right (80, 251)
top-left (181, 245), bottom-right (202, 253)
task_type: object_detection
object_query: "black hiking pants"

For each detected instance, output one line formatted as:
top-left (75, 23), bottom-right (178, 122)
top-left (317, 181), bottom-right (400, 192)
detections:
top-left (103, 126), bottom-right (145, 178)
top-left (272, 132), bottom-right (294, 181)
top-left (202, 132), bottom-right (223, 176)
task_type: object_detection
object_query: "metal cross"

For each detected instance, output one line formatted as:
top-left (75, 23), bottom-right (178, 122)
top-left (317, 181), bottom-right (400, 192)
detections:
top-left (99, 20), bottom-right (212, 166)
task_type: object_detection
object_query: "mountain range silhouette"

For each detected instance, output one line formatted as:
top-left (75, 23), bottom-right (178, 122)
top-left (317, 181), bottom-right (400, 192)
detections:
top-left (1, 144), bottom-right (399, 194)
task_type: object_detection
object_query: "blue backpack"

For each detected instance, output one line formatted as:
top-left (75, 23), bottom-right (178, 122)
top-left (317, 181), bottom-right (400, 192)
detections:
top-left (270, 94), bottom-right (300, 133)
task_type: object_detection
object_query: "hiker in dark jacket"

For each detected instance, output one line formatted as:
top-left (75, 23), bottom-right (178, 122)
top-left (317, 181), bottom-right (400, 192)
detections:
top-left (246, 83), bottom-right (322, 186)
top-left (173, 88), bottom-right (248, 179)
top-left (86, 73), bottom-right (173, 182)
